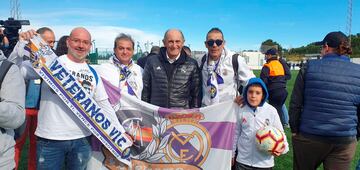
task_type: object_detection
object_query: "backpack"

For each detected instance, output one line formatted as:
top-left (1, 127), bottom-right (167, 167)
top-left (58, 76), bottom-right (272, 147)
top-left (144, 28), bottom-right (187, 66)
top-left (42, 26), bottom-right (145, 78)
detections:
top-left (199, 53), bottom-right (243, 96)
top-left (0, 59), bottom-right (14, 91)
top-left (88, 65), bottom-right (99, 86)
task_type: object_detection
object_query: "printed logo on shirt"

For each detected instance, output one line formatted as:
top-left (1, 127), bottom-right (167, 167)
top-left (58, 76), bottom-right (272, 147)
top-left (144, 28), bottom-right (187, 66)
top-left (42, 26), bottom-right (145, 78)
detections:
top-left (70, 70), bottom-right (94, 82)
top-left (80, 80), bottom-right (93, 94)
top-left (69, 69), bottom-right (95, 94)
top-left (209, 84), bottom-right (217, 99)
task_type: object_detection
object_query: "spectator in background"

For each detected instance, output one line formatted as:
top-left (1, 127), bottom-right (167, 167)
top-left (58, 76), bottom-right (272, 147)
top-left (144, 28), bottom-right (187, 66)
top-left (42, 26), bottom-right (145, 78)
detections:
top-left (137, 45), bottom-right (160, 69)
top-left (290, 31), bottom-right (359, 170)
top-left (260, 48), bottom-right (291, 126)
top-left (55, 35), bottom-right (69, 56)
top-left (142, 29), bottom-right (201, 108)
top-left (0, 28), bottom-right (9, 53)
top-left (279, 56), bottom-right (291, 128)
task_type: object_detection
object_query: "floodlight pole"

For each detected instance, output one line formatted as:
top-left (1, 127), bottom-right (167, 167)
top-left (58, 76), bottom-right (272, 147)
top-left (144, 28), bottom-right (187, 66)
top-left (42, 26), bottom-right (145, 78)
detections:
top-left (346, 0), bottom-right (352, 46)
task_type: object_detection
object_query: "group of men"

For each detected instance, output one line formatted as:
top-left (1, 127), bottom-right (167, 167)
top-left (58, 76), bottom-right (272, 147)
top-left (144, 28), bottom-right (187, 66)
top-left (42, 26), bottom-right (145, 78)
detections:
top-left (0, 26), bottom-right (292, 169)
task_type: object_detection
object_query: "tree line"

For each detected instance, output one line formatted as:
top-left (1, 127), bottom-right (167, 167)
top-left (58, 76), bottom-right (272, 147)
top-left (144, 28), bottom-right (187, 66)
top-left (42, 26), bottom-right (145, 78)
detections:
top-left (260, 33), bottom-right (360, 61)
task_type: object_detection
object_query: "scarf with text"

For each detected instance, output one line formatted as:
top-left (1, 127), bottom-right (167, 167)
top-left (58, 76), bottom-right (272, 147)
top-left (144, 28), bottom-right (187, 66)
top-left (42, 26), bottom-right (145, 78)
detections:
top-left (25, 36), bottom-right (133, 166)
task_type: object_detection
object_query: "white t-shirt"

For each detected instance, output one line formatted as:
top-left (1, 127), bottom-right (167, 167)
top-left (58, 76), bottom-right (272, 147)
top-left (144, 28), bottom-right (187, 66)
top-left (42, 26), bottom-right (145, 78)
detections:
top-left (35, 55), bottom-right (108, 140)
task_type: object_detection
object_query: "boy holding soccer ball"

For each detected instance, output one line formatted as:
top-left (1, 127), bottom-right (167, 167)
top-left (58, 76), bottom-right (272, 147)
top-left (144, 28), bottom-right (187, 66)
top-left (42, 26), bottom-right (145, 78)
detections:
top-left (233, 77), bottom-right (289, 170)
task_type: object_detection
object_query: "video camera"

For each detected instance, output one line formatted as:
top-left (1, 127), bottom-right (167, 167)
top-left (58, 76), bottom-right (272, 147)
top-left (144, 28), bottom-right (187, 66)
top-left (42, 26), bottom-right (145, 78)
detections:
top-left (0, 17), bottom-right (30, 56)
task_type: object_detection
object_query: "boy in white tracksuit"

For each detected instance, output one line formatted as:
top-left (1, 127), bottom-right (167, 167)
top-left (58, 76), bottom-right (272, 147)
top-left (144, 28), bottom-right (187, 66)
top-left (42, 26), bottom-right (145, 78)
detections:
top-left (233, 78), bottom-right (288, 169)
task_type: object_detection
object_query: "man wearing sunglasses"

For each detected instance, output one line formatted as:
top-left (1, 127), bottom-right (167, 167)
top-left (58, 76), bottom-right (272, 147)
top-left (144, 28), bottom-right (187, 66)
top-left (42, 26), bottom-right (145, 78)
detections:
top-left (200, 27), bottom-right (255, 106)
top-left (142, 29), bottom-right (201, 109)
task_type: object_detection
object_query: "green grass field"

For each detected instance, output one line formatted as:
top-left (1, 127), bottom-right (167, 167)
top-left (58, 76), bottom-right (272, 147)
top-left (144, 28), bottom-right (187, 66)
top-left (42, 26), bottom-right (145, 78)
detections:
top-left (18, 70), bottom-right (360, 169)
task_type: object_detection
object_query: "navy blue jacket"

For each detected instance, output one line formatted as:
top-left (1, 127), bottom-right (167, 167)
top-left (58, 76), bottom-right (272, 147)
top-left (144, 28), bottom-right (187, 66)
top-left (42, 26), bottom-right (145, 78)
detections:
top-left (290, 53), bottom-right (360, 142)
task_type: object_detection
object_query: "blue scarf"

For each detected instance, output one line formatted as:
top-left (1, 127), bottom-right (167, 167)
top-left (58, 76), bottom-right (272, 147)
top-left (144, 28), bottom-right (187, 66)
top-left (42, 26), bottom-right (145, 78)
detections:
top-left (112, 56), bottom-right (136, 96)
top-left (207, 57), bottom-right (224, 99)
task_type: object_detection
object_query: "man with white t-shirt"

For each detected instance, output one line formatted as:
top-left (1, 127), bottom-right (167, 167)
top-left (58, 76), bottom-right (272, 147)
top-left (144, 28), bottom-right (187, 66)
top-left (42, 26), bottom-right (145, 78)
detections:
top-left (88, 33), bottom-right (143, 169)
top-left (97, 33), bottom-right (143, 105)
top-left (9, 27), bottom-right (120, 170)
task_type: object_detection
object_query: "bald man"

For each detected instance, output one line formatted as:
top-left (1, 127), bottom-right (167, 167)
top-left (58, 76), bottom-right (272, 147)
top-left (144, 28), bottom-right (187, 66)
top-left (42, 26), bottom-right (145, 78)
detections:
top-left (142, 29), bottom-right (201, 108)
top-left (9, 27), bottom-right (119, 170)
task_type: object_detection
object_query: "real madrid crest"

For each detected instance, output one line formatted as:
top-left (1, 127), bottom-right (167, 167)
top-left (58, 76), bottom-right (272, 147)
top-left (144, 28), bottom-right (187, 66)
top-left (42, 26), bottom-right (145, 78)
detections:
top-left (209, 84), bottom-right (217, 99)
top-left (119, 73), bottom-right (126, 81)
top-left (162, 112), bottom-right (211, 166)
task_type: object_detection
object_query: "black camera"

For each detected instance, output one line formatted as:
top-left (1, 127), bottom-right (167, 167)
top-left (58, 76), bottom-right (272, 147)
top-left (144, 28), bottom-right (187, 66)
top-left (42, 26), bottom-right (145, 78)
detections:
top-left (0, 17), bottom-right (30, 56)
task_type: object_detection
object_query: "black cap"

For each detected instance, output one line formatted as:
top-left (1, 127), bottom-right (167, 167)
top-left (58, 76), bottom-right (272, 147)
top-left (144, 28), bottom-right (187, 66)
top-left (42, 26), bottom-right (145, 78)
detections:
top-left (314, 31), bottom-right (348, 48)
top-left (265, 48), bottom-right (277, 55)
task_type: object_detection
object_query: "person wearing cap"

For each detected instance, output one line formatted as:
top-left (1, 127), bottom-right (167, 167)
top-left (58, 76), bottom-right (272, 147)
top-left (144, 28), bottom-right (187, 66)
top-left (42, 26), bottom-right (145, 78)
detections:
top-left (289, 31), bottom-right (359, 170)
top-left (260, 48), bottom-right (291, 126)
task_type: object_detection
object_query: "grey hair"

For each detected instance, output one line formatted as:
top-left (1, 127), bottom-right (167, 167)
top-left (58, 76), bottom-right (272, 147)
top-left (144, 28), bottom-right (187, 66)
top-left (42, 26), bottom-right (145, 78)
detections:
top-left (114, 33), bottom-right (135, 49)
top-left (163, 29), bottom-right (185, 41)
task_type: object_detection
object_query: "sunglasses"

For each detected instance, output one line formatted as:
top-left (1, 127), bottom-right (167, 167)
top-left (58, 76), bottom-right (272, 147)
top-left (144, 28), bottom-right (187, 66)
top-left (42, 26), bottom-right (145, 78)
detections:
top-left (206, 39), bottom-right (223, 47)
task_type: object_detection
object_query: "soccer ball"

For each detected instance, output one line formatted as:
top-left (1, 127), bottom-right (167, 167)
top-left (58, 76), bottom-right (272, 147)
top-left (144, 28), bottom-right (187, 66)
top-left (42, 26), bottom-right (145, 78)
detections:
top-left (255, 126), bottom-right (285, 154)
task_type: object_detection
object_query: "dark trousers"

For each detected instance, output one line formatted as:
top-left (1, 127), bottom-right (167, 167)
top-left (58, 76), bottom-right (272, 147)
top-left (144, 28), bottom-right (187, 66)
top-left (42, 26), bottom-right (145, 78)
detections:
top-left (268, 88), bottom-right (288, 125)
top-left (292, 134), bottom-right (357, 170)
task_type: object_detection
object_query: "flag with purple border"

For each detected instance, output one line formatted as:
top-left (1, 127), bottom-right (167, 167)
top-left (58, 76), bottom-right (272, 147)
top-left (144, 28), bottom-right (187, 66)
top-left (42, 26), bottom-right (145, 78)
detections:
top-left (88, 78), bottom-right (237, 170)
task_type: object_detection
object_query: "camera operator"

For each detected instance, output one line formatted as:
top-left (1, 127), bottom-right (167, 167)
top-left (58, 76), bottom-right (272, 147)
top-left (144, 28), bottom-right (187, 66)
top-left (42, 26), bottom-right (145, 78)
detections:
top-left (0, 28), bottom-right (9, 53)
